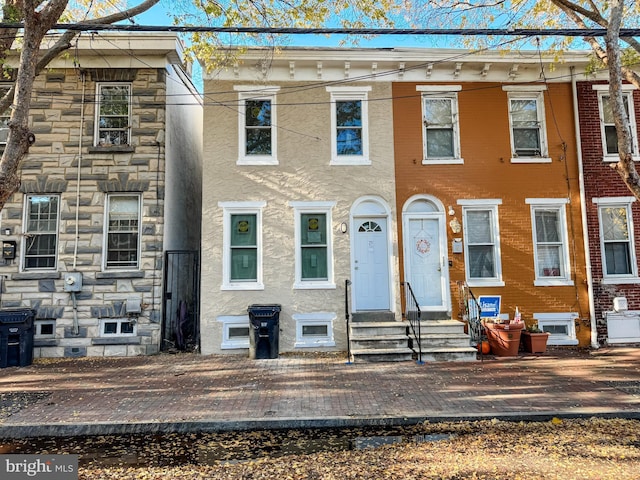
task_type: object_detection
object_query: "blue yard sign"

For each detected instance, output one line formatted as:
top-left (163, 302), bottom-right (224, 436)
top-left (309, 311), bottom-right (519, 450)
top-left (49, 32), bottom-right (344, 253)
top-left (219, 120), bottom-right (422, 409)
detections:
top-left (478, 296), bottom-right (501, 319)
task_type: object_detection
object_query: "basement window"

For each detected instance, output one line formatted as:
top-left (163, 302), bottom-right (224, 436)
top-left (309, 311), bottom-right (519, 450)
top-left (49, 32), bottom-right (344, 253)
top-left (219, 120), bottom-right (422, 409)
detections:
top-left (294, 312), bottom-right (336, 348)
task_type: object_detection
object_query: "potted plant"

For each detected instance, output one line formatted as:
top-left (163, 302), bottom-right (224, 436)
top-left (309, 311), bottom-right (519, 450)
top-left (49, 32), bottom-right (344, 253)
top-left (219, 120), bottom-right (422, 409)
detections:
top-left (521, 323), bottom-right (550, 354)
top-left (484, 319), bottom-right (525, 357)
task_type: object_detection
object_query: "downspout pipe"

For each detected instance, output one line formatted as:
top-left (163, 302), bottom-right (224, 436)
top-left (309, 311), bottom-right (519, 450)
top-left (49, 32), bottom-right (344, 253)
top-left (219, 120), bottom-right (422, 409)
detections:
top-left (73, 71), bottom-right (86, 269)
top-left (571, 66), bottom-right (599, 349)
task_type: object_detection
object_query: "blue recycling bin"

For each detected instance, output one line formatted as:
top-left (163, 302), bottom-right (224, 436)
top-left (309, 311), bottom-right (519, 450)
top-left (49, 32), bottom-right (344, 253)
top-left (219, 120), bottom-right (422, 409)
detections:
top-left (0, 308), bottom-right (35, 368)
top-left (248, 304), bottom-right (281, 359)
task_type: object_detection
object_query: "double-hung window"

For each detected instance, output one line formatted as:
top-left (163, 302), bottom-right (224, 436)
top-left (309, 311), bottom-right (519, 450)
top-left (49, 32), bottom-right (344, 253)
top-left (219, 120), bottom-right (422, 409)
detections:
top-left (458, 200), bottom-right (504, 287)
top-left (417, 86), bottom-right (463, 164)
top-left (0, 86), bottom-right (10, 146)
top-left (23, 195), bottom-right (59, 270)
top-left (527, 199), bottom-right (573, 286)
top-left (291, 201), bottom-right (336, 289)
top-left (220, 201), bottom-right (265, 290)
top-left (504, 86), bottom-right (550, 162)
top-left (327, 86), bottom-right (371, 165)
top-left (95, 83), bottom-right (131, 146)
top-left (235, 86), bottom-right (279, 165)
top-left (594, 197), bottom-right (638, 282)
top-left (594, 85), bottom-right (639, 161)
top-left (104, 194), bottom-right (140, 270)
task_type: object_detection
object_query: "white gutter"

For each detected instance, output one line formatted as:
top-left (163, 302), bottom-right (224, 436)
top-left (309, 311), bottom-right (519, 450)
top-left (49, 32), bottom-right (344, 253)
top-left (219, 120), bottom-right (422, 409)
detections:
top-left (571, 66), bottom-right (599, 349)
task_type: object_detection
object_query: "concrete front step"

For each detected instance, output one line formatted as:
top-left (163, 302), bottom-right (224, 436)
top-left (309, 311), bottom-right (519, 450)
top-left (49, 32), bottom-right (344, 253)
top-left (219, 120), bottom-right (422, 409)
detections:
top-left (417, 347), bottom-right (479, 362)
top-left (416, 333), bottom-right (474, 348)
top-left (407, 319), bottom-right (468, 334)
top-left (350, 347), bottom-right (414, 363)
top-left (351, 321), bottom-right (408, 337)
top-left (350, 334), bottom-right (409, 350)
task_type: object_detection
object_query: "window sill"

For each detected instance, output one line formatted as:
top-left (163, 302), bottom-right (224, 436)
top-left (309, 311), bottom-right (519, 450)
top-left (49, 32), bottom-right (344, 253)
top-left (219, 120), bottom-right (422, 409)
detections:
top-left (294, 281), bottom-right (337, 290)
top-left (601, 277), bottom-right (640, 285)
top-left (88, 145), bottom-right (135, 154)
top-left (221, 282), bottom-right (265, 291)
top-left (237, 157), bottom-right (278, 166)
top-left (534, 279), bottom-right (574, 287)
top-left (221, 341), bottom-right (250, 350)
top-left (92, 337), bottom-right (141, 345)
top-left (295, 341), bottom-right (336, 348)
top-left (510, 157), bottom-right (552, 164)
top-left (546, 337), bottom-right (579, 346)
top-left (96, 271), bottom-right (144, 279)
top-left (602, 156), bottom-right (640, 163)
top-left (466, 280), bottom-right (505, 288)
top-left (422, 158), bottom-right (464, 165)
top-left (330, 157), bottom-right (371, 166)
top-left (13, 272), bottom-right (61, 280)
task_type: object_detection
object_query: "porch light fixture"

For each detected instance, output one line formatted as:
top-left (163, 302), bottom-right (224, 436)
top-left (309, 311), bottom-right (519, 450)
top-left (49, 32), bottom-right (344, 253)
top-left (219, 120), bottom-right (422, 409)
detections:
top-left (448, 206), bottom-right (455, 216)
top-left (340, 222), bottom-right (348, 234)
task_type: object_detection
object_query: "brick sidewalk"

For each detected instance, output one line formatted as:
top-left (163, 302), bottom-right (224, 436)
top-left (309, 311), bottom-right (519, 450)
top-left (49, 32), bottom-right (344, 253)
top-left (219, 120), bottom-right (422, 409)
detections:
top-left (0, 347), bottom-right (639, 437)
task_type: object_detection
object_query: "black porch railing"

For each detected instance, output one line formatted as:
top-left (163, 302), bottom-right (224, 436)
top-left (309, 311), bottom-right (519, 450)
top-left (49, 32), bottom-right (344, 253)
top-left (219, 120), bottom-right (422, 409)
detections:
top-left (345, 279), bottom-right (352, 364)
top-left (457, 281), bottom-right (485, 359)
top-left (401, 282), bottom-right (424, 365)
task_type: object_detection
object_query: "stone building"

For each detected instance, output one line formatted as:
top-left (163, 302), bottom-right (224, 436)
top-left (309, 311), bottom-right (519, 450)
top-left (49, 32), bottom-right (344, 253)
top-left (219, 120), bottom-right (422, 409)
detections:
top-left (0, 33), bottom-right (202, 358)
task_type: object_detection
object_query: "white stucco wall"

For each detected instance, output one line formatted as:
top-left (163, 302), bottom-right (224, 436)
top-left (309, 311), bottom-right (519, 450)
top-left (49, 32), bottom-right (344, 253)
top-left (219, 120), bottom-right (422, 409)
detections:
top-left (201, 78), bottom-right (399, 355)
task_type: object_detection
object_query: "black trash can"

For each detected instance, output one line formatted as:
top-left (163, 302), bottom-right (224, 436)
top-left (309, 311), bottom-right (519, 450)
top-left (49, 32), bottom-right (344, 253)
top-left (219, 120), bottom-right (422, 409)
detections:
top-left (0, 308), bottom-right (35, 368)
top-left (248, 304), bottom-right (281, 359)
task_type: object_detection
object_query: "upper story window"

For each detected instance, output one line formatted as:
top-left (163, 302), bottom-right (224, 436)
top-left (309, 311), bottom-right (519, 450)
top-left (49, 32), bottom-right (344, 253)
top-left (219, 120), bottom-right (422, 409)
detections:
top-left (219, 201), bottom-right (266, 290)
top-left (327, 87), bottom-right (371, 165)
top-left (235, 86), bottom-right (280, 165)
top-left (458, 199), bottom-right (504, 287)
top-left (594, 85), bottom-right (639, 161)
top-left (95, 83), bottom-right (131, 147)
top-left (290, 201), bottom-right (336, 290)
top-left (503, 86), bottom-right (550, 163)
top-left (527, 199), bottom-right (573, 286)
top-left (593, 196), bottom-right (638, 283)
top-left (417, 86), bottom-right (463, 164)
top-left (23, 195), bottom-right (59, 270)
top-left (104, 194), bottom-right (140, 270)
top-left (0, 86), bottom-right (10, 147)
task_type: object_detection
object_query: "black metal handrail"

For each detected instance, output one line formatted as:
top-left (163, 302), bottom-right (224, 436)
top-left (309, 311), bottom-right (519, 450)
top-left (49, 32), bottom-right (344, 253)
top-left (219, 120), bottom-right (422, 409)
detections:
top-left (457, 281), bottom-right (485, 359)
top-left (345, 279), bottom-right (352, 364)
top-left (401, 281), bottom-right (423, 365)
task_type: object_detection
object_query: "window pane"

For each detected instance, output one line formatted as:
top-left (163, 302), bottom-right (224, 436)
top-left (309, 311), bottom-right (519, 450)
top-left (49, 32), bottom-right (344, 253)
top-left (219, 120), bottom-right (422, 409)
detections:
top-left (337, 128), bottom-right (362, 155)
top-left (231, 215), bottom-right (257, 246)
top-left (121, 322), bottom-right (134, 334)
top-left (535, 210), bottom-right (560, 242)
top-left (602, 207), bottom-right (629, 241)
top-left (336, 101), bottom-right (361, 126)
top-left (301, 214), bottom-right (326, 245)
top-left (229, 327), bottom-right (250, 338)
top-left (231, 248), bottom-right (257, 281)
top-left (605, 126), bottom-right (619, 154)
top-left (245, 100), bottom-right (271, 127)
top-left (513, 128), bottom-right (541, 154)
top-left (511, 99), bottom-right (538, 123)
top-left (605, 242), bottom-right (632, 275)
top-left (301, 247), bottom-right (328, 280)
top-left (302, 325), bottom-right (328, 336)
top-left (537, 245), bottom-right (562, 277)
top-left (424, 99), bottom-right (453, 125)
top-left (426, 129), bottom-right (454, 157)
top-left (466, 211), bottom-right (492, 244)
top-left (104, 322), bottom-right (118, 334)
top-left (245, 128), bottom-right (272, 155)
top-left (468, 245), bottom-right (495, 278)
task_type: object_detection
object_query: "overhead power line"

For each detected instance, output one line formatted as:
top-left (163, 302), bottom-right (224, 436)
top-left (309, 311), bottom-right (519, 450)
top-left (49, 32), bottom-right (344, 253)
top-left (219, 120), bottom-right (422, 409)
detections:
top-left (1, 23), bottom-right (639, 37)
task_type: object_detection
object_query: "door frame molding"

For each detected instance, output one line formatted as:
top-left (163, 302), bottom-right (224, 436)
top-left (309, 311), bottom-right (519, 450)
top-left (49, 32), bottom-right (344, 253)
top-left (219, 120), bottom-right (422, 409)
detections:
top-left (350, 196), bottom-right (394, 313)
top-left (402, 194), bottom-right (451, 313)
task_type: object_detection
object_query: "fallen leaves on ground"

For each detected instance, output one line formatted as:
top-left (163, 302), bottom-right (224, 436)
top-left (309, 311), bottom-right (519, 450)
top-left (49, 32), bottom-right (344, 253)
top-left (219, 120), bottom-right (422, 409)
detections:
top-left (2, 417), bottom-right (639, 479)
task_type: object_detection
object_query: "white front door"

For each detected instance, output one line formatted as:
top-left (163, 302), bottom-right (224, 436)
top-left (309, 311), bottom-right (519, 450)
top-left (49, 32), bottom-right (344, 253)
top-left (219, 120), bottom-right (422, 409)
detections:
top-left (404, 216), bottom-right (447, 310)
top-left (354, 218), bottom-right (390, 310)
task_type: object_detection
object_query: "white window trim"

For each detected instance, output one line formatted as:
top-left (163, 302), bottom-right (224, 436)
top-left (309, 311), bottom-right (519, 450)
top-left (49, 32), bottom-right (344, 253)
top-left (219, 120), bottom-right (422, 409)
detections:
top-left (526, 198), bottom-right (573, 287)
top-left (594, 87), bottom-right (640, 162)
top-left (593, 197), bottom-right (639, 282)
top-left (102, 194), bottom-right (141, 272)
top-left (326, 86), bottom-right (371, 166)
top-left (235, 86), bottom-right (280, 166)
top-left (503, 87), bottom-right (550, 163)
top-left (217, 315), bottom-right (250, 349)
top-left (34, 320), bottom-right (56, 338)
top-left (94, 82), bottom-right (132, 147)
top-left (100, 318), bottom-right (137, 337)
top-left (533, 312), bottom-right (579, 345)
top-left (293, 312), bottom-right (336, 348)
top-left (219, 200), bottom-right (266, 291)
top-left (22, 194), bottom-right (60, 272)
top-left (418, 85), bottom-right (463, 165)
top-left (458, 199), bottom-right (504, 287)
top-left (0, 85), bottom-right (9, 146)
top-left (290, 201), bottom-right (336, 290)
